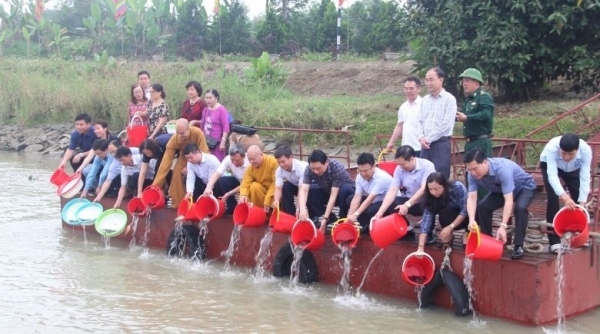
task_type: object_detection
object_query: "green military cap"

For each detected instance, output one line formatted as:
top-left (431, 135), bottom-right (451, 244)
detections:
top-left (458, 68), bottom-right (484, 83)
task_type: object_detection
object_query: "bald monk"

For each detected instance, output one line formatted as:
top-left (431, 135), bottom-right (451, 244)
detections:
top-left (152, 119), bottom-right (209, 208)
top-left (238, 145), bottom-right (278, 211)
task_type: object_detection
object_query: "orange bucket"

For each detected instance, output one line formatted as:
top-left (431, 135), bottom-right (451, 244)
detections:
top-left (195, 195), bottom-right (226, 221)
top-left (141, 185), bottom-right (165, 210)
top-left (127, 197), bottom-right (148, 217)
top-left (377, 151), bottom-right (397, 176)
top-left (291, 219), bottom-right (325, 251)
top-left (465, 225), bottom-right (503, 262)
top-left (552, 205), bottom-right (590, 248)
top-left (177, 198), bottom-right (198, 222)
top-left (401, 252), bottom-right (435, 286)
top-left (331, 219), bottom-right (361, 248)
top-left (369, 214), bottom-right (408, 248)
top-left (268, 207), bottom-right (296, 234)
top-left (233, 202), bottom-right (266, 227)
top-left (50, 168), bottom-right (71, 187)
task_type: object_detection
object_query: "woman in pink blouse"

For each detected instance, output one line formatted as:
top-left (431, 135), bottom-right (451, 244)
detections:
top-left (201, 89), bottom-right (230, 161)
top-left (128, 84), bottom-right (149, 125)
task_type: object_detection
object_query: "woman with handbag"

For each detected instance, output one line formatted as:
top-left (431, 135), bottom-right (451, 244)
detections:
top-left (128, 84), bottom-right (149, 126)
top-left (200, 89), bottom-right (230, 161)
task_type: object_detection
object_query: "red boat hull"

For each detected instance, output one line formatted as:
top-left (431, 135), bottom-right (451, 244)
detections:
top-left (60, 197), bottom-right (600, 325)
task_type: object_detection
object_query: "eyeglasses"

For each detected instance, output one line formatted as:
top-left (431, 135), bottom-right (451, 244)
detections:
top-left (357, 166), bottom-right (373, 174)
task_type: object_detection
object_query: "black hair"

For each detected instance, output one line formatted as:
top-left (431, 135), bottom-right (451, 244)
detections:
top-left (183, 143), bottom-right (199, 156)
top-left (137, 70), bottom-right (150, 78)
top-left (115, 146), bottom-right (132, 159)
top-left (151, 83), bottom-right (166, 99)
top-left (423, 172), bottom-right (452, 213)
top-left (395, 145), bottom-right (415, 160)
top-left (559, 133), bottom-right (580, 152)
top-left (405, 76), bottom-right (421, 86)
top-left (185, 81), bottom-right (203, 96)
top-left (308, 149), bottom-right (328, 164)
top-left (130, 84), bottom-right (147, 104)
top-left (274, 145), bottom-right (293, 159)
top-left (109, 139), bottom-right (122, 148)
top-left (205, 88), bottom-right (220, 100)
top-left (357, 152), bottom-right (375, 166)
top-left (74, 113), bottom-right (91, 123)
top-left (140, 139), bottom-right (163, 159)
top-left (430, 67), bottom-right (446, 79)
top-left (91, 139), bottom-right (109, 151)
top-left (463, 148), bottom-right (487, 164)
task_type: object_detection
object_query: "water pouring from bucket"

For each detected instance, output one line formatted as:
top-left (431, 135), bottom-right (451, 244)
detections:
top-left (291, 218), bottom-right (325, 251)
top-left (552, 205), bottom-right (590, 249)
top-left (177, 197), bottom-right (199, 222)
top-left (268, 206), bottom-right (296, 234)
top-left (465, 225), bottom-right (503, 262)
top-left (331, 219), bottom-right (361, 248)
top-left (141, 185), bottom-right (165, 210)
top-left (369, 214), bottom-right (408, 249)
top-left (401, 252), bottom-right (435, 286)
top-left (377, 151), bottom-right (397, 176)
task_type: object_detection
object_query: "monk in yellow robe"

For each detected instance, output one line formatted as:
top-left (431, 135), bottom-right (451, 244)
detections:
top-left (238, 145), bottom-right (278, 209)
top-left (152, 119), bottom-right (209, 208)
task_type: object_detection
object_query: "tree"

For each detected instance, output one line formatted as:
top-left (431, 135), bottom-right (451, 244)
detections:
top-left (174, 0), bottom-right (208, 60)
top-left (256, 7), bottom-right (288, 54)
top-left (208, 0), bottom-right (252, 55)
top-left (306, 0), bottom-right (337, 53)
top-left (406, 0), bottom-right (600, 99)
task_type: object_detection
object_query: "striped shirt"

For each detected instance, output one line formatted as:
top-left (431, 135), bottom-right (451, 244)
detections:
top-left (417, 89), bottom-right (457, 142)
top-left (303, 159), bottom-right (354, 192)
top-left (420, 181), bottom-right (468, 234)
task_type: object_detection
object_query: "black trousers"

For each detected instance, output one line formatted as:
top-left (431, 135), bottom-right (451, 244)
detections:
top-left (214, 176), bottom-right (240, 214)
top-left (393, 196), bottom-right (424, 217)
top-left (431, 207), bottom-right (469, 231)
top-left (541, 161), bottom-right (581, 246)
top-left (306, 183), bottom-right (355, 220)
top-left (476, 188), bottom-right (535, 246)
top-left (280, 182), bottom-right (299, 215)
top-left (191, 177), bottom-right (208, 202)
top-left (345, 195), bottom-right (393, 232)
top-left (420, 137), bottom-right (451, 179)
top-left (127, 172), bottom-right (153, 196)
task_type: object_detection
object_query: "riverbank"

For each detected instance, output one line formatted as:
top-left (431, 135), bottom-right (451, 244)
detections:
top-left (0, 123), bottom-right (72, 155)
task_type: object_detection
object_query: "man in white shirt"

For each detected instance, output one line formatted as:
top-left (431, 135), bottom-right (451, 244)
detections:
top-left (540, 133), bottom-right (592, 253)
top-left (113, 146), bottom-right (156, 208)
top-left (183, 143), bottom-right (221, 200)
top-left (272, 145), bottom-right (308, 215)
top-left (346, 153), bottom-right (394, 232)
top-left (204, 144), bottom-right (250, 214)
top-left (416, 67), bottom-right (457, 178)
top-left (386, 76), bottom-right (423, 155)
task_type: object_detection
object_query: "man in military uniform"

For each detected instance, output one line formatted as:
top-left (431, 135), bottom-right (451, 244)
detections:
top-left (455, 68), bottom-right (494, 157)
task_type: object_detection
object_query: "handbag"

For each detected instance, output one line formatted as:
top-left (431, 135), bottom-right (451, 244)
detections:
top-left (205, 135), bottom-right (220, 150)
top-left (231, 124), bottom-right (257, 136)
top-left (126, 115), bottom-right (148, 147)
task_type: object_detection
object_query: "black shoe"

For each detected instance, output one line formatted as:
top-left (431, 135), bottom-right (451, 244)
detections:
top-left (425, 233), bottom-right (436, 245)
top-left (511, 246), bottom-right (524, 260)
top-left (399, 229), bottom-right (415, 241)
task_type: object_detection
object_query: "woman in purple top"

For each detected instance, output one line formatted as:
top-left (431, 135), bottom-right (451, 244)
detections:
top-left (201, 89), bottom-right (230, 161)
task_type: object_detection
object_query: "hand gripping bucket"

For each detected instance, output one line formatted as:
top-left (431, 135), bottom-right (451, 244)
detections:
top-left (331, 219), bottom-right (361, 248)
top-left (141, 185), bottom-right (165, 210)
top-left (369, 214), bottom-right (408, 249)
top-left (50, 168), bottom-right (71, 186)
top-left (291, 219), bottom-right (325, 251)
top-left (233, 202), bottom-right (266, 227)
top-left (268, 206), bottom-right (296, 234)
top-left (127, 197), bottom-right (148, 217)
top-left (401, 252), bottom-right (435, 286)
top-left (552, 205), bottom-right (590, 248)
top-left (377, 151), bottom-right (397, 176)
top-left (177, 198), bottom-right (198, 222)
top-left (195, 195), bottom-right (226, 222)
top-left (465, 225), bottom-right (503, 262)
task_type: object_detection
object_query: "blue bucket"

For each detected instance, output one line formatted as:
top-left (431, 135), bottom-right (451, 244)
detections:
top-left (75, 202), bottom-right (105, 226)
top-left (62, 198), bottom-right (90, 225)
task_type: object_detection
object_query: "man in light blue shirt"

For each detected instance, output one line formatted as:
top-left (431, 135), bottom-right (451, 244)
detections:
top-left (465, 149), bottom-right (536, 259)
top-left (183, 144), bottom-right (221, 201)
top-left (272, 145), bottom-right (308, 215)
top-left (375, 145), bottom-right (437, 242)
top-left (540, 133), bottom-right (592, 253)
top-left (80, 139), bottom-right (112, 198)
top-left (346, 153), bottom-right (394, 232)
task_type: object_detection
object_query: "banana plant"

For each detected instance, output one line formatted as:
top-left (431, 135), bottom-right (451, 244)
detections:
top-left (48, 23), bottom-right (71, 58)
top-left (21, 25), bottom-right (35, 57)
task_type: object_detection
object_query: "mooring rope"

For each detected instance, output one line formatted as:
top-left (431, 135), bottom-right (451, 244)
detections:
top-left (504, 220), bottom-right (600, 253)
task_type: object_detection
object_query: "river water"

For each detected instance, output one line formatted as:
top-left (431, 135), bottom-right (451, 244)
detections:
top-left (0, 152), bottom-right (598, 333)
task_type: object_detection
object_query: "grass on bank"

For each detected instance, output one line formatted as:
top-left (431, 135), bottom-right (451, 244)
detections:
top-left (0, 57), bottom-right (597, 147)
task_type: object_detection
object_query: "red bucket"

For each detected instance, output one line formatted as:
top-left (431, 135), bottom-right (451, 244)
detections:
top-left (141, 185), bottom-right (165, 210)
top-left (291, 219), bottom-right (325, 251)
top-left (127, 197), bottom-right (148, 217)
top-left (401, 252), bottom-right (435, 286)
top-left (268, 207), bottom-right (296, 234)
top-left (195, 195), bottom-right (226, 222)
top-left (233, 203), bottom-right (266, 227)
top-left (552, 206), bottom-right (590, 248)
top-left (465, 226), bottom-right (503, 262)
top-left (369, 214), bottom-right (408, 248)
top-left (177, 198), bottom-right (198, 222)
top-left (331, 219), bottom-right (360, 248)
top-left (377, 151), bottom-right (397, 176)
top-left (50, 168), bottom-right (71, 187)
